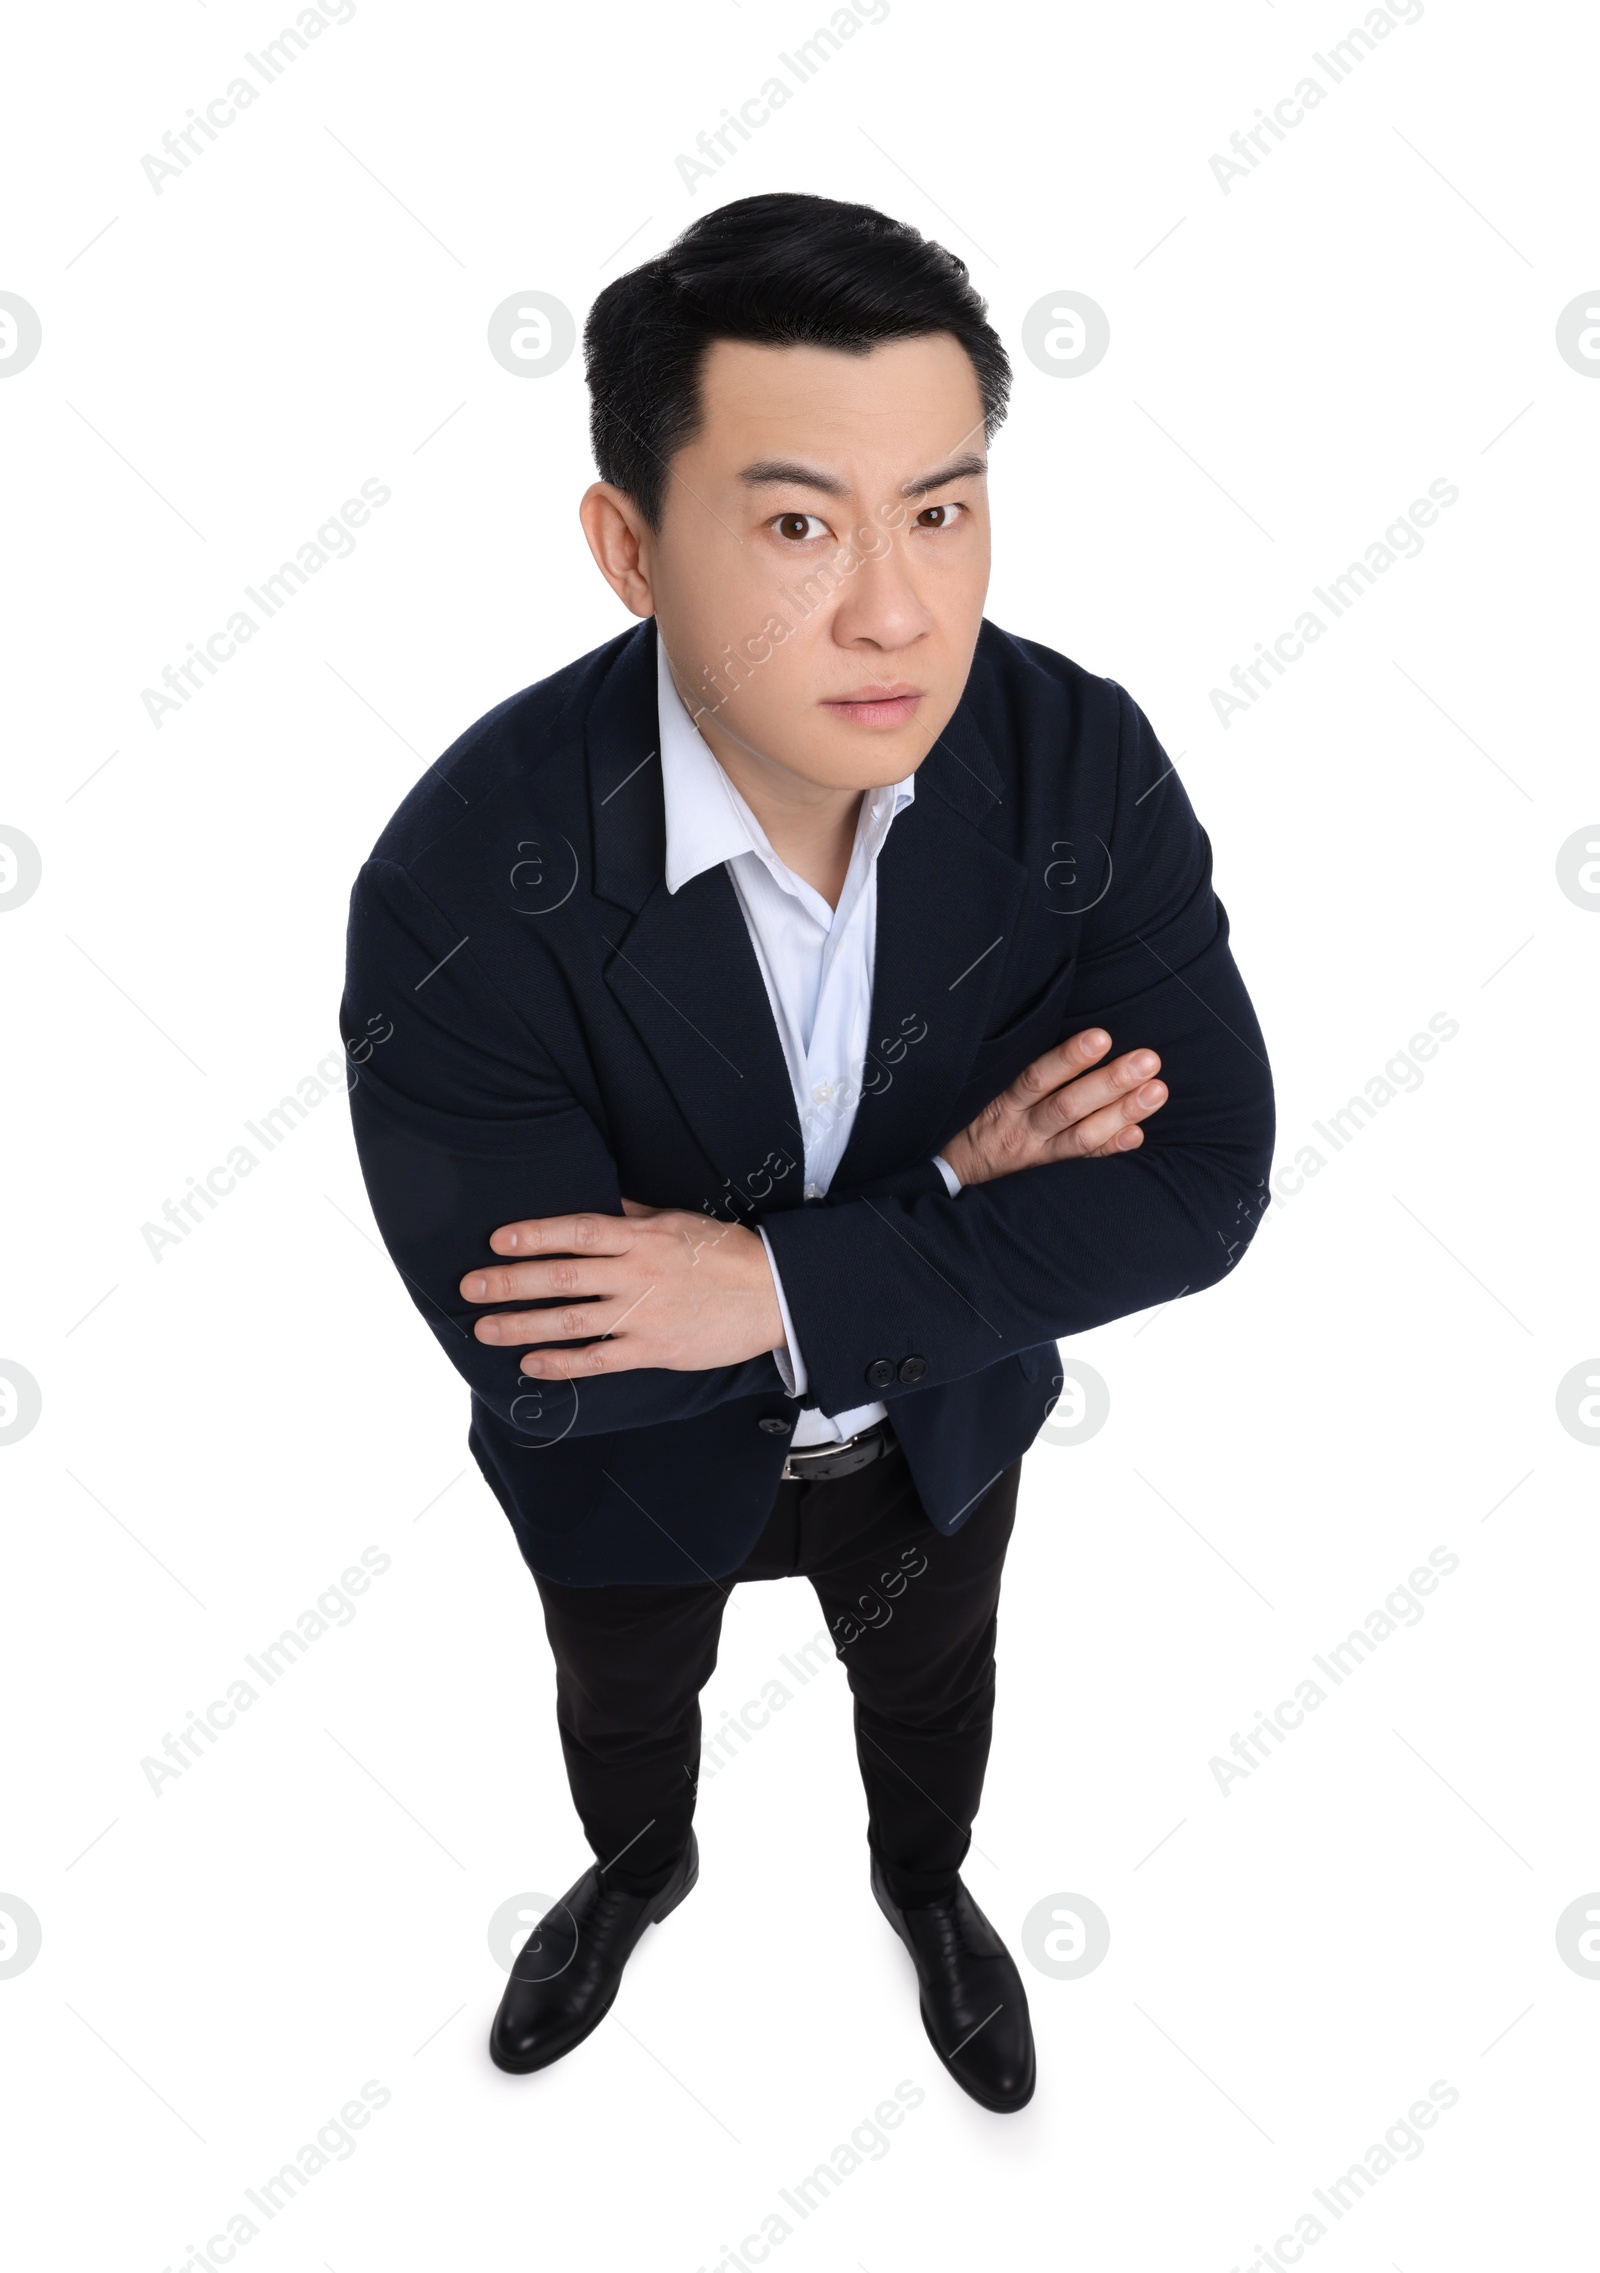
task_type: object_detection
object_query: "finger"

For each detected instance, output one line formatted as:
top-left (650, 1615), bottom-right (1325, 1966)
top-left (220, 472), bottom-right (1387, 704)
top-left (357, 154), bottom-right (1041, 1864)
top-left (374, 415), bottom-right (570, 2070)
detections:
top-left (461, 1253), bottom-right (612, 1304)
top-left (1024, 1047), bottom-right (1161, 1133)
top-left (618, 1196), bottom-right (660, 1217)
top-left (471, 1293), bottom-right (621, 1344)
top-left (484, 1209), bottom-right (632, 1259)
top-left (518, 1338), bottom-right (634, 1377)
top-left (1008, 1025), bottom-right (1112, 1102)
top-left (1049, 1079), bottom-right (1167, 1158)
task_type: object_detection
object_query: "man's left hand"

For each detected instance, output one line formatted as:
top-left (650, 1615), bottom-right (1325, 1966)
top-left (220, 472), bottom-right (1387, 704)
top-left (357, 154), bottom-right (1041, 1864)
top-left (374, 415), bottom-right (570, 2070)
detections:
top-left (460, 1199), bottom-right (783, 1378)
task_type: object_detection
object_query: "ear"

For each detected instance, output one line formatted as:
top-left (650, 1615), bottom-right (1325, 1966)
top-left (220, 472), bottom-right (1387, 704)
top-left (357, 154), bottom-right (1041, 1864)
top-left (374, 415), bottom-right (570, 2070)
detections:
top-left (578, 483), bottom-right (656, 618)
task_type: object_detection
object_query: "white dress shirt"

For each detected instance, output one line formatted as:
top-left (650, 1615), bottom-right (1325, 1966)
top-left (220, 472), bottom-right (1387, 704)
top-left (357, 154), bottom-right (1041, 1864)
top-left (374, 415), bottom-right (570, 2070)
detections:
top-left (654, 630), bottom-right (961, 1445)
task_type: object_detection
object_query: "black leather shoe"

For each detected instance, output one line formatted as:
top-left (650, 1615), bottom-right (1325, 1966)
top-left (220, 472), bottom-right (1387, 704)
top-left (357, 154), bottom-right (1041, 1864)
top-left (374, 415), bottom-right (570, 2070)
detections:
top-left (489, 1833), bottom-right (699, 2075)
top-left (871, 1856), bottom-right (1036, 2112)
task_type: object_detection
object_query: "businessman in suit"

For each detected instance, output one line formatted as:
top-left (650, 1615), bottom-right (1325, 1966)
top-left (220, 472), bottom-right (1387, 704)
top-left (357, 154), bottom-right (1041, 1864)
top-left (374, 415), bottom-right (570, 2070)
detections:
top-left (340, 192), bottom-right (1274, 2112)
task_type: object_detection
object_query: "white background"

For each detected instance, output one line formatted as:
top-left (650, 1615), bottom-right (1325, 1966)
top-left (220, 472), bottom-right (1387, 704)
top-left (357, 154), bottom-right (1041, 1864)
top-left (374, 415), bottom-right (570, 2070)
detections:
top-left (3, 1), bottom-right (1597, 2266)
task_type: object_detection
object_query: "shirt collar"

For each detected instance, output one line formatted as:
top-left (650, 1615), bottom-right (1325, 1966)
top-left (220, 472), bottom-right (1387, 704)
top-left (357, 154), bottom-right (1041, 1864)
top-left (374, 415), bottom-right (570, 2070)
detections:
top-left (654, 624), bottom-right (915, 900)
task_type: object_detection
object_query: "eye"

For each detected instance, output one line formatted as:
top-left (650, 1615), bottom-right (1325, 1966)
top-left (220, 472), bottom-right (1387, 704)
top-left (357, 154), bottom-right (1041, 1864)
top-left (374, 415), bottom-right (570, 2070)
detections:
top-left (772, 512), bottom-right (832, 542)
top-left (914, 501), bottom-right (966, 531)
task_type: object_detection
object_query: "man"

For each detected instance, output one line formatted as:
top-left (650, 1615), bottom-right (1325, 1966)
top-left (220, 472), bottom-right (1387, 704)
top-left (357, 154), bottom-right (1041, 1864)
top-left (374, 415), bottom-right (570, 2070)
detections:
top-left (340, 192), bottom-right (1274, 2114)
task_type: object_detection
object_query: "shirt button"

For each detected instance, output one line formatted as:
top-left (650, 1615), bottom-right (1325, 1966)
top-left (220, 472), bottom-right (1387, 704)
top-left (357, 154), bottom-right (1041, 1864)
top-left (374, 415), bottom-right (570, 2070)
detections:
top-left (804, 1182), bottom-right (820, 1199)
top-left (811, 1081), bottom-right (833, 1102)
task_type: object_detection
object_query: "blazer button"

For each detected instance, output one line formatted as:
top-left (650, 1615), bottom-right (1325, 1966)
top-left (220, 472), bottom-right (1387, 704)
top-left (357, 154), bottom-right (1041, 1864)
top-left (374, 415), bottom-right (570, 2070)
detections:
top-left (897, 1355), bottom-right (927, 1384)
top-left (864, 1358), bottom-right (897, 1389)
top-left (758, 1415), bottom-right (792, 1435)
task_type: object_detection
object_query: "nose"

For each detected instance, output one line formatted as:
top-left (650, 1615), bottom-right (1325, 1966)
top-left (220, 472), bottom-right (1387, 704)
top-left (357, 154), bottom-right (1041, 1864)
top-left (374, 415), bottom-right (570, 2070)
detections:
top-left (826, 524), bottom-right (937, 653)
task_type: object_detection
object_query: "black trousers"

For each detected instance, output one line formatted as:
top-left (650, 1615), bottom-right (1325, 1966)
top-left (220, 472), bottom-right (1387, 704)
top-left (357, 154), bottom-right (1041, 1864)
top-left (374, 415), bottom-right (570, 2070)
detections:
top-left (531, 1435), bottom-right (1021, 1907)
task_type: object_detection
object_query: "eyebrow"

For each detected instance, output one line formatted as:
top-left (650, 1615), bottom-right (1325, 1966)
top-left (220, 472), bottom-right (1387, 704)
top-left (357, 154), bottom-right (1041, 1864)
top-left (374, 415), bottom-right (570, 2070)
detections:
top-left (736, 451), bottom-right (987, 500)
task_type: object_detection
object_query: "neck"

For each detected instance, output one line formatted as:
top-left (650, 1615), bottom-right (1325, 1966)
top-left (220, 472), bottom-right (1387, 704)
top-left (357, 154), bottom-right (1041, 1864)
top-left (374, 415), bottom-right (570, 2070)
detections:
top-left (689, 698), bottom-right (865, 914)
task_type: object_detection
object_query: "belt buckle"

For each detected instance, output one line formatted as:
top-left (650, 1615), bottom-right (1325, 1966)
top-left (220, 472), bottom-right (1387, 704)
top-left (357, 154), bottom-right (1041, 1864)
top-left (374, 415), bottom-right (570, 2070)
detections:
top-left (781, 1428), bottom-right (860, 1482)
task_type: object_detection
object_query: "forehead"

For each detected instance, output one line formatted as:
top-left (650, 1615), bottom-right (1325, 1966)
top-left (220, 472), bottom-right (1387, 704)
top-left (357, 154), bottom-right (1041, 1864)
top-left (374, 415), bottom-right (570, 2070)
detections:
top-left (689, 333), bottom-right (985, 476)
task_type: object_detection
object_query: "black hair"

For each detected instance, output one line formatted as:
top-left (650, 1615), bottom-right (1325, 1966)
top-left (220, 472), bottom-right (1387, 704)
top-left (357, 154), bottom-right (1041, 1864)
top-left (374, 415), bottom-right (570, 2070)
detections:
top-left (583, 192), bottom-right (1011, 528)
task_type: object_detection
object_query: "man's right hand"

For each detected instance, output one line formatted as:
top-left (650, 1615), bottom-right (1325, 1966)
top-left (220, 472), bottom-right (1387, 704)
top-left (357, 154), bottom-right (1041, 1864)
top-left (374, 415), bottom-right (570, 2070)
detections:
top-left (939, 1029), bottom-right (1167, 1189)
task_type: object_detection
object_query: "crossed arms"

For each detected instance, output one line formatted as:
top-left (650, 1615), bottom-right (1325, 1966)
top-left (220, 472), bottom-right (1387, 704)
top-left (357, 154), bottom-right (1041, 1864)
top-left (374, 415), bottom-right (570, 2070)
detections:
top-left (460, 1025), bottom-right (1172, 1384)
top-left (342, 689), bottom-right (1275, 1436)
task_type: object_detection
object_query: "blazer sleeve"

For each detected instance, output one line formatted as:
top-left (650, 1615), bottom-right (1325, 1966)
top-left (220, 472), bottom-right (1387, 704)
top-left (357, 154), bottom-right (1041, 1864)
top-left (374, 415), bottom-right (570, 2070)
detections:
top-left (756, 684), bottom-right (1276, 1413)
top-left (340, 855), bottom-right (789, 1438)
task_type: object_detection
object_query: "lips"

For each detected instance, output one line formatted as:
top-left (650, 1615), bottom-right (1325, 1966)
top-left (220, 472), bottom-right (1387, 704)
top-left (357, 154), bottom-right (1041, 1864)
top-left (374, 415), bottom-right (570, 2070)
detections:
top-left (820, 686), bottom-right (924, 727)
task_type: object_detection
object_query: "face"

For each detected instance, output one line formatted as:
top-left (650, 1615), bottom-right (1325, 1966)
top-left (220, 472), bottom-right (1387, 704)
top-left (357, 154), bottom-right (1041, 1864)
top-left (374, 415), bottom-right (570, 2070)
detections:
top-left (580, 332), bottom-right (991, 793)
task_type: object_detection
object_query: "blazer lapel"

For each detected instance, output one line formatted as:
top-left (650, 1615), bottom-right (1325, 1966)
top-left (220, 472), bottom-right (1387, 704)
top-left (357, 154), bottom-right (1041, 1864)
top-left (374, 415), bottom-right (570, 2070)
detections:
top-left (588, 623), bottom-right (805, 1216)
top-left (585, 619), bottom-right (1027, 1211)
top-left (604, 870), bottom-right (811, 1215)
top-left (831, 689), bottom-right (1026, 1188)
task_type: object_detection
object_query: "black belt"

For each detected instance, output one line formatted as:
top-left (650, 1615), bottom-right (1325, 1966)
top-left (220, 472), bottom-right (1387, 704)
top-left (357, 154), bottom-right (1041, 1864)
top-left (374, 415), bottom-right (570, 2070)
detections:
top-left (780, 1420), bottom-right (894, 1483)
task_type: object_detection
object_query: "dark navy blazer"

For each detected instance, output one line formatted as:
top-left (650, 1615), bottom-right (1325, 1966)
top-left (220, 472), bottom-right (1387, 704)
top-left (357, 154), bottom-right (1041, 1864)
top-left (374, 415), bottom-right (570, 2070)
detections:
top-left (339, 617), bottom-right (1274, 1584)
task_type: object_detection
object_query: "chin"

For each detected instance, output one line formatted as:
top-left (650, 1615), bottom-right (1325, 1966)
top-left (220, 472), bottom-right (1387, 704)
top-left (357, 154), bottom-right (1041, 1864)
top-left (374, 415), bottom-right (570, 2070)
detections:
top-left (815, 731), bottom-right (931, 789)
